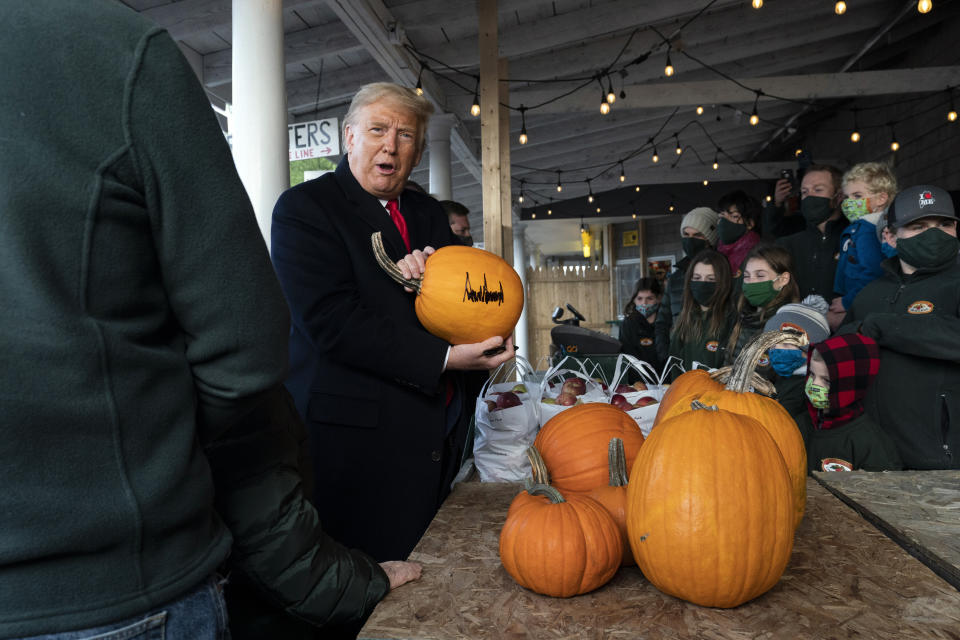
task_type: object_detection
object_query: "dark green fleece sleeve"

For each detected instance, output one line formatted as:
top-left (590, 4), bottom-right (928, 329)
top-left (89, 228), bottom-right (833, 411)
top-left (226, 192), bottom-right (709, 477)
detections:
top-left (126, 29), bottom-right (291, 434)
top-left (860, 312), bottom-right (960, 361)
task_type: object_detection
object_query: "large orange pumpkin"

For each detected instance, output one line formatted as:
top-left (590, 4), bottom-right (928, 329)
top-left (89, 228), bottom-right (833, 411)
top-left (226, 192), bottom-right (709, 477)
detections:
top-left (586, 438), bottom-right (633, 566)
top-left (534, 403), bottom-right (644, 494)
top-left (655, 331), bottom-right (808, 527)
top-left (500, 484), bottom-right (622, 597)
top-left (372, 231), bottom-right (523, 344)
top-left (654, 369), bottom-right (721, 422)
top-left (626, 401), bottom-right (795, 608)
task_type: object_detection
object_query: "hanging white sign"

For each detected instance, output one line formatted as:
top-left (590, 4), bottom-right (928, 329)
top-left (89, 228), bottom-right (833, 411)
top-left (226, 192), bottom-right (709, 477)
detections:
top-left (288, 118), bottom-right (339, 161)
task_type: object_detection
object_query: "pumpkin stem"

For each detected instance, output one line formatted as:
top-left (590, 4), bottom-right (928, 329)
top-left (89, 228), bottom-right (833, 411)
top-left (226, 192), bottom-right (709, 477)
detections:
top-left (526, 446), bottom-right (551, 486)
top-left (725, 329), bottom-right (809, 394)
top-left (370, 231), bottom-right (422, 293)
top-left (608, 438), bottom-right (628, 488)
top-left (709, 366), bottom-right (778, 397)
top-left (526, 483), bottom-right (566, 504)
top-left (690, 400), bottom-right (719, 412)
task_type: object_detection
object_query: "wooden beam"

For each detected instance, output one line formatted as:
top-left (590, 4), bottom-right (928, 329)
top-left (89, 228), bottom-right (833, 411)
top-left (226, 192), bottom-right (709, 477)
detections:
top-left (325, 0), bottom-right (482, 194)
top-left (203, 22), bottom-right (362, 86)
top-left (479, 0), bottom-right (503, 258)
top-left (510, 66), bottom-right (960, 114)
top-left (143, 0), bottom-right (325, 40)
top-left (499, 57), bottom-right (513, 265)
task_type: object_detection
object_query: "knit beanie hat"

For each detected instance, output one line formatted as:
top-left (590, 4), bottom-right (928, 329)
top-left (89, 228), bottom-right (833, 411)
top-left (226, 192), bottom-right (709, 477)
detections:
top-left (763, 295), bottom-right (830, 344)
top-left (680, 207), bottom-right (719, 245)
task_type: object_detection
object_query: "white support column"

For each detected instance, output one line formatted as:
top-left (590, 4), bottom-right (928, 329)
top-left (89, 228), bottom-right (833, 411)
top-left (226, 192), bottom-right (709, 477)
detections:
top-left (231, 0), bottom-right (288, 249)
top-left (513, 224), bottom-right (529, 362)
top-left (428, 114), bottom-right (455, 201)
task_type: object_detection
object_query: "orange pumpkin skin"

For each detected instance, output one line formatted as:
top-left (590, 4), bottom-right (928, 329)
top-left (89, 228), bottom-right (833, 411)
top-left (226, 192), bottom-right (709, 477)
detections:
top-left (654, 369), bottom-right (722, 424)
top-left (415, 245), bottom-right (523, 344)
top-left (499, 485), bottom-right (623, 597)
top-left (534, 403), bottom-right (645, 494)
top-left (626, 406), bottom-right (795, 608)
top-left (586, 438), bottom-right (633, 566)
top-left (656, 389), bottom-right (807, 528)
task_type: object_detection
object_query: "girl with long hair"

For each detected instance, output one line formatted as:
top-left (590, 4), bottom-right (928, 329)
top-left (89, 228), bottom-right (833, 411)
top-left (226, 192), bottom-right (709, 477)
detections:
top-left (620, 277), bottom-right (664, 371)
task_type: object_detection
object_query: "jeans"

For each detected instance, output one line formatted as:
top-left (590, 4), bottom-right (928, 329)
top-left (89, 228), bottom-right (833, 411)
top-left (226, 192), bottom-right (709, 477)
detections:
top-left (17, 575), bottom-right (230, 640)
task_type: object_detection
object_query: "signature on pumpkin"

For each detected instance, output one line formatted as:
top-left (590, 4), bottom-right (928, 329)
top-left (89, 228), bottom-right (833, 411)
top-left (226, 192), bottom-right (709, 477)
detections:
top-left (463, 273), bottom-right (504, 306)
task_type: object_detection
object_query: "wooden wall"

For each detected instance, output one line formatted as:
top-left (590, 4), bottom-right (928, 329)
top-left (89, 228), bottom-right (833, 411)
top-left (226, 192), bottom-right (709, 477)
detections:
top-left (525, 265), bottom-right (614, 368)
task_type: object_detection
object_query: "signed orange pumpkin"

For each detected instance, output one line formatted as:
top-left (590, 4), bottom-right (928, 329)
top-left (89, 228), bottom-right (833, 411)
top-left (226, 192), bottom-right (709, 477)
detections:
top-left (372, 232), bottom-right (523, 344)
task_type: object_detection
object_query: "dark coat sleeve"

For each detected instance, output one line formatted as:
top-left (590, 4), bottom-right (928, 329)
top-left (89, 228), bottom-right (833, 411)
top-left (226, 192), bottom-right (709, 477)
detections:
top-left (203, 385), bottom-right (390, 630)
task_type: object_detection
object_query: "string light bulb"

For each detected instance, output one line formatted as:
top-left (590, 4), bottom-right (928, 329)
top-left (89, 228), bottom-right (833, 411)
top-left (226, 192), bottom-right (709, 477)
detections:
top-left (664, 49), bottom-right (674, 77)
top-left (587, 180), bottom-right (594, 204)
top-left (547, 208), bottom-right (552, 215)
top-left (635, 185), bottom-right (640, 192)
top-left (414, 65), bottom-right (424, 96)
top-left (765, 195), bottom-right (773, 202)
top-left (470, 94), bottom-right (480, 117)
top-left (948, 94), bottom-right (958, 121)
top-left (518, 181), bottom-right (525, 204)
top-left (749, 91), bottom-right (761, 126)
top-left (556, 171), bottom-right (563, 193)
top-left (752, 0), bottom-right (763, 8)
top-left (619, 162), bottom-right (626, 182)
top-left (712, 153), bottom-right (719, 170)
top-left (669, 203), bottom-right (676, 212)
top-left (607, 77), bottom-right (616, 104)
top-left (600, 90), bottom-right (611, 115)
top-left (652, 145), bottom-right (660, 163)
top-left (518, 106), bottom-right (528, 145)
top-left (703, 179), bottom-right (709, 186)
top-left (795, 147), bottom-right (803, 157)
top-left (835, 1), bottom-right (846, 15)
top-left (918, 0), bottom-right (932, 13)
top-left (850, 109), bottom-right (861, 142)
top-left (674, 134), bottom-right (683, 155)
top-left (696, 105), bottom-right (704, 115)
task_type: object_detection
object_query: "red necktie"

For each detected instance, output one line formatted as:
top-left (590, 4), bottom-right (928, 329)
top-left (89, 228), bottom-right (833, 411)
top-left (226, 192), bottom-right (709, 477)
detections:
top-left (386, 199), bottom-right (410, 252)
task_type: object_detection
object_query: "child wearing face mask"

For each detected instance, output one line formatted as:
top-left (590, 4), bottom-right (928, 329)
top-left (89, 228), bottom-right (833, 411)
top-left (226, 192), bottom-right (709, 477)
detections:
top-left (715, 190), bottom-right (762, 279)
top-left (620, 277), bottom-right (664, 371)
top-left (839, 185), bottom-right (960, 470)
top-left (726, 244), bottom-right (800, 369)
top-left (668, 249), bottom-right (735, 377)
top-left (796, 335), bottom-right (902, 472)
top-left (829, 163), bottom-right (899, 331)
top-left (762, 295), bottom-right (830, 417)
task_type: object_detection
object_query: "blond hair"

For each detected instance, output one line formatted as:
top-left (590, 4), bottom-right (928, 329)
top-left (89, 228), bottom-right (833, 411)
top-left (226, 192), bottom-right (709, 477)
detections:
top-left (343, 83), bottom-right (434, 153)
top-left (842, 162), bottom-right (898, 200)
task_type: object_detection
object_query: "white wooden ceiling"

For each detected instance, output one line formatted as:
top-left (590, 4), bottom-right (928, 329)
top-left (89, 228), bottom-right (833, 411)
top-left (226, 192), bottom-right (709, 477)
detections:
top-left (122, 0), bottom-right (960, 253)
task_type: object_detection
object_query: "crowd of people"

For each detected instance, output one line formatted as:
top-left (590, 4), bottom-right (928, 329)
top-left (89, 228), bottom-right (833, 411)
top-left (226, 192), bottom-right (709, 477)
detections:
top-left (619, 165), bottom-right (960, 475)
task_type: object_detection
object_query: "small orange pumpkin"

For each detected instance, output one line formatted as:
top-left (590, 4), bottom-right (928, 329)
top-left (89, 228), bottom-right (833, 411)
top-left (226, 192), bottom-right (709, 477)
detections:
top-left (500, 484), bottom-right (622, 597)
top-left (586, 438), bottom-right (633, 566)
top-left (372, 231), bottom-right (523, 344)
top-left (655, 331), bottom-right (808, 527)
top-left (534, 403), bottom-right (644, 494)
top-left (627, 401), bottom-right (795, 608)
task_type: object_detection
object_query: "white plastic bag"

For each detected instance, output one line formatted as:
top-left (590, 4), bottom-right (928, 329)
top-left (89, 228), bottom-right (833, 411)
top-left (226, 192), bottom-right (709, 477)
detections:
top-left (608, 354), bottom-right (675, 437)
top-left (473, 355), bottom-right (540, 482)
top-left (537, 355), bottom-right (608, 426)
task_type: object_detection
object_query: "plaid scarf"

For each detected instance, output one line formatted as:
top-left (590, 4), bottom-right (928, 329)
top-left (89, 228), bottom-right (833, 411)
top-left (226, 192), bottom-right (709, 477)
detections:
top-left (806, 334), bottom-right (880, 430)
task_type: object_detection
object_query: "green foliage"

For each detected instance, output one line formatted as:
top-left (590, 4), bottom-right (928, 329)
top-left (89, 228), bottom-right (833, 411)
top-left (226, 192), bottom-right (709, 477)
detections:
top-left (289, 157), bottom-right (337, 186)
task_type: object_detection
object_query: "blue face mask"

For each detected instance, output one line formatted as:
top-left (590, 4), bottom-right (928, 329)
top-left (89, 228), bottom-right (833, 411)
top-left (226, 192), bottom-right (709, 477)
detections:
top-left (768, 348), bottom-right (806, 376)
top-left (881, 242), bottom-right (898, 259)
top-left (636, 302), bottom-right (660, 317)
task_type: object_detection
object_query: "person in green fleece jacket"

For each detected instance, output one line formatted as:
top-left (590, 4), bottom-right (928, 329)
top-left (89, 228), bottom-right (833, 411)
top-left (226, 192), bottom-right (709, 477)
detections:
top-left (0, 2), bottom-right (416, 639)
top-left (839, 185), bottom-right (960, 470)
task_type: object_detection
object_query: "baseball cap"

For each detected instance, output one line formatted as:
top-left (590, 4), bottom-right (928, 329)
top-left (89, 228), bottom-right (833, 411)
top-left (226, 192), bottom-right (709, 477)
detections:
top-left (887, 185), bottom-right (956, 229)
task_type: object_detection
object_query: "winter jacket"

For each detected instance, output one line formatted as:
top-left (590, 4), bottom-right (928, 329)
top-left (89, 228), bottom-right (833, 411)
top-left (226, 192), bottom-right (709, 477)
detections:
top-left (795, 411), bottom-right (903, 472)
top-left (774, 372), bottom-right (806, 418)
top-left (839, 259), bottom-right (960, 469)
top-left (0, 2), bottom-right (295, 635)
top-left (667, 309), bottom-right (735, 378)
top-left (762, 201), bottom-right (806, 239)
top-left (620, 311), bottom-right (663, 372)
top-left (834, 212), bottom-right (885, 309)
top-left (654, 255), bottom-right (690, 363)
top-left (717, 230), bottom-right (761, 278)
top-left (204, 386), bottom-right (390, 640)
top-left (776, 217), bottom-right (847, 299)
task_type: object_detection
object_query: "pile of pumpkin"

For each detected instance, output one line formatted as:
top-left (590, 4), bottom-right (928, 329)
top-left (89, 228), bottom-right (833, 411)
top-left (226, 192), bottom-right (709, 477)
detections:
top-left (499, 330), bottom-right (809, 608)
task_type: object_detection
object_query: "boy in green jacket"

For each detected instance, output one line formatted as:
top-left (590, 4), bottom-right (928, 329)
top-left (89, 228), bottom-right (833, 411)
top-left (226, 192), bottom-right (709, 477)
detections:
top-left (796, 335), bottom-right (902, 472)
top-left (839, 185), bottom-right (960, 469)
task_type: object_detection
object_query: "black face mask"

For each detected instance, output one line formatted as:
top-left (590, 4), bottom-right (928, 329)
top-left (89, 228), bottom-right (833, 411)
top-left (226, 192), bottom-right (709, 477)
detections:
top-left (689, 281), bottom-right (717, 306)
top-left (895, 227), bottom-right (959, 271)
top-left (681, 237), bottom-right (708, 258)
top-left (456, 234), bottom-right (474, 247)
top-left (801, 196), bottom-right (835, 227)
top-left (717, 218), bottom-right (747, 245)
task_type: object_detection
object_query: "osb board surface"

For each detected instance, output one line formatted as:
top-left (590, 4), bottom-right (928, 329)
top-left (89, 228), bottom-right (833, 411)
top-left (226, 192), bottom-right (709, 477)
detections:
top-left (360, 480), bottom-right (960, 640)
top-left (813, 470), bottom-right (960, 590)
